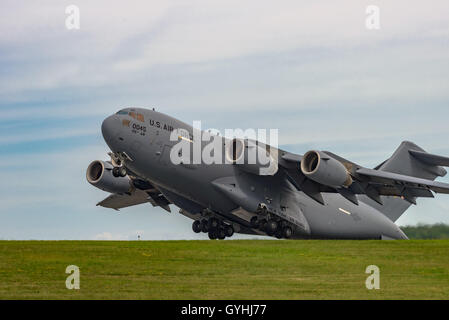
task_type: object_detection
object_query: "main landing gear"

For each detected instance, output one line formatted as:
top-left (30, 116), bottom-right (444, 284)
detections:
top-left (250, 215), bottom-right (293, 239)
top-left (192, 218), bottom-right (234, 240)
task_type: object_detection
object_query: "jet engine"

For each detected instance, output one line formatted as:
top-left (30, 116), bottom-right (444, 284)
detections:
top-left (300, 151), bottom-right (352, 188)
top-left (86, 160), bottom-right (131, 194)
top-left (225, 138), bottom-right (278, 176)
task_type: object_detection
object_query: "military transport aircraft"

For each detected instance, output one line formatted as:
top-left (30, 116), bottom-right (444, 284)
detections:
top-left (87, 107), bottom-right (449, 240)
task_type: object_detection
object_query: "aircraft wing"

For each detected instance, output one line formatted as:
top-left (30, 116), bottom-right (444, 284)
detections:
top-left (278, 145), bottom-right (449, 206)
top-left (97, 182), bottom-right (171, 212)
top-left (280, 151), bottom-right (302, 163)
top-left (97, 190), bottom-right (149, 210)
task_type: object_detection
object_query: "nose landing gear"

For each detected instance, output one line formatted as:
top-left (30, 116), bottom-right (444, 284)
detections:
top-left (112, 166), bottom-right (127, 177)
top-left (109, 152), bottom-right (128, 178)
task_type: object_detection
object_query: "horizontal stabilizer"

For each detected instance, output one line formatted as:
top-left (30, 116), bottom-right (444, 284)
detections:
top-left (409, 150), bottom-right (449, 168)
top-left (356, 167), bottom-right (449, 195)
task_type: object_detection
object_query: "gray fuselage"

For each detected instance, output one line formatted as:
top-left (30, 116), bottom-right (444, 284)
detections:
top-left (101, 107), bottom-right (407, 240)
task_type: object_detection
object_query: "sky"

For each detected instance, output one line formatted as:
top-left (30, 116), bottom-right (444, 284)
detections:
top-left (1, 0), bottom-right (449, 240)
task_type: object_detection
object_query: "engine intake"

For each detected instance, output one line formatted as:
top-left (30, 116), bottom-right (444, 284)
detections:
top-left (86, 160), bottom-right (131, 194)
top-left (300, 151), bottom-right (352, 188)
top-left (225, 138), bottom-right (278, 176)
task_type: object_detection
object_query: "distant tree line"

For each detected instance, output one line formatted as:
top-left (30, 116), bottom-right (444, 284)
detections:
top-left (401, 223), bottom-right (449, 239)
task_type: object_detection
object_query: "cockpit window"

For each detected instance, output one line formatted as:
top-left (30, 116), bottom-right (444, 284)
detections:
top-left (116, 109), bottom-right (144, 122)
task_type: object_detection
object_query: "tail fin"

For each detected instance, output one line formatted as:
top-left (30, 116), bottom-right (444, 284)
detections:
top-left (364, 141), bottom-right (448, 222)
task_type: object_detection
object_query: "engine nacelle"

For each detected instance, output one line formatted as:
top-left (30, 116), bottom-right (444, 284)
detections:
top-left (86, 160), bottom-right (131, 194)
top-left (225, 138), bottom-right (278, 176)
top-left (300, 150), bottom-right (352, 188)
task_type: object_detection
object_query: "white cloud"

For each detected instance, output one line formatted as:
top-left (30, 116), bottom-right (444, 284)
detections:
top-left (0, 127), bottom-right (98, 145)
top-left (1, 0), bottom-right (449, 97)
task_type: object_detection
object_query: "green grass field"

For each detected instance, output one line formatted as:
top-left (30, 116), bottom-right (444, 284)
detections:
top-left (0, 240), bottom-right (448, 299)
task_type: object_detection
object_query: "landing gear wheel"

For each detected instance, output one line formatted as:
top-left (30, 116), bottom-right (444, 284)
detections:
top-left (118, 166), bottom-right (127, 177)
top-left (250, 216), bottom-right (259, 228)
top-left (283, 226), bottom-right (293, 239)
top-left (208, 218), bottom-right (219, 229)
top-left (208, 230), bottom-right (217, 240)
top-left (201, 220), bottom-right (209, 233)
top-left (275, 230), bottom-right (283, 239)
top-left (192, 220), bottom-right (202, 233)
top-left (224, 225), bottom-right (234, 237)
top-left (259, 219), bottom-right (267, 231)
top-left (217, 228), bottom-right (226, 240)
top-left (112, 167), bottom-right (120, 177)
top-left (266, 220), bottom-right (278, 234)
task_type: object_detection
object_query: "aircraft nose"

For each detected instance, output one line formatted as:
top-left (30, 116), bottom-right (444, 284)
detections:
top-left (101, 115), bottom-right (119, 144)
